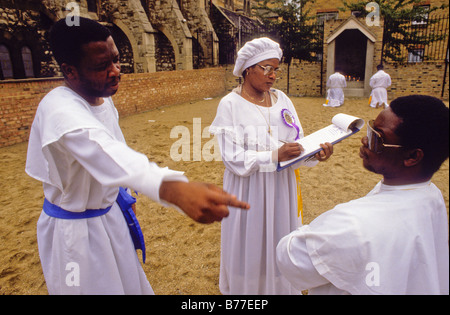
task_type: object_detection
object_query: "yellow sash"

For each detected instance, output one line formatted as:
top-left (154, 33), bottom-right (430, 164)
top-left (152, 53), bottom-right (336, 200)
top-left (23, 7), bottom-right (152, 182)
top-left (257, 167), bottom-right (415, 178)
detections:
top-left (295, 169), bottom-right (303, 224)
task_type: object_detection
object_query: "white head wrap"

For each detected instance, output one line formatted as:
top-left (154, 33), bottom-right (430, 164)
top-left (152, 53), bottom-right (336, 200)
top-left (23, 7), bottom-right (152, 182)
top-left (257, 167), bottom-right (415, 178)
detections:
top-left (233, 37), bottom-right (283, 77)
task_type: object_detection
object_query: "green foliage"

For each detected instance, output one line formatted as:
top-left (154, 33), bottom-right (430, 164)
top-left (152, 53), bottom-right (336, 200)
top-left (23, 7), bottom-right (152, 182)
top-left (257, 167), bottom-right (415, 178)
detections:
top-left (340, 0), bottom-right (445, 19)
top-left (340, 0), bottom-right (449, 63)
top-left (254, 0), bottom-right (322, 65)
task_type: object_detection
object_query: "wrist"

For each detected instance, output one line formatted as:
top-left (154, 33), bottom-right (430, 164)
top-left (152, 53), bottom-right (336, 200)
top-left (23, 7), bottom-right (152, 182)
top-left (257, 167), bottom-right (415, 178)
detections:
top-left (272, 149), bottom-right (278, 163)
top-left (159, 181), bottom-right (185, 206)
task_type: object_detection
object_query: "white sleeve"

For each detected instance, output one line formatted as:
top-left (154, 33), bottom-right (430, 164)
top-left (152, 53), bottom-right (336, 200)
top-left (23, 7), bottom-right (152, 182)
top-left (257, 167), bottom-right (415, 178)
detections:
top-left (216, 132), bottom-right (275, 177)
top-left (59, 128), bottom-right (188, 205)
top-left (370, 75), bottom-right (376, 88)
top-left (276, 227), bottom-right (329, 291)
top-left (385, 74), bottom-right (392, 88)
top-left (341, 76), bottom-right (347, 88)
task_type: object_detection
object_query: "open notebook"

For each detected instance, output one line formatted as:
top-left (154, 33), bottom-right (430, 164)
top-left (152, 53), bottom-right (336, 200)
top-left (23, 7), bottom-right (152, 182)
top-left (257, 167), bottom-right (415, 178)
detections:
top-left (277, 113), bottom-right (365, 171)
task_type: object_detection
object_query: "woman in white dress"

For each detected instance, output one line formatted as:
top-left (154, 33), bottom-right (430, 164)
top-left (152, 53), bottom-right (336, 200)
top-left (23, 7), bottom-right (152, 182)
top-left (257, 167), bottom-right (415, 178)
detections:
top-left (210, 38), bottom-right (333, 295)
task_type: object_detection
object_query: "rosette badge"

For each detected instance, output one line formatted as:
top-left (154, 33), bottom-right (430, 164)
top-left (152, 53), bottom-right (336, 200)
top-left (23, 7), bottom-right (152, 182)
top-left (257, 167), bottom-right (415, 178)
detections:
top-left (281, 109), bottom-right (300, 140)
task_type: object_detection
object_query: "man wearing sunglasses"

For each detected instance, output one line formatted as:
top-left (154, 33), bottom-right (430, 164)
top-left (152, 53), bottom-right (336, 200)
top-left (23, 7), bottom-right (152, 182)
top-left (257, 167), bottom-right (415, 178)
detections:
top-left (277, 95), bottom-right (449, 294)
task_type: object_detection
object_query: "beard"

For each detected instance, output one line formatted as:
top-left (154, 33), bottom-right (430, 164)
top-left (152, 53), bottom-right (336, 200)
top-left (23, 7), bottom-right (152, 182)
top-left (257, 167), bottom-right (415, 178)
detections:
top-left (78, 74), bottom-right (121, 98)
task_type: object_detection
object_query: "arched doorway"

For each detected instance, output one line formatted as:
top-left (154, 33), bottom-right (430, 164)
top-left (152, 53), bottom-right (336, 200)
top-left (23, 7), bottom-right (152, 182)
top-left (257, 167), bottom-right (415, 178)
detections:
top-left (326, 17), bottom-right (377, 97)
top-left (108, 24), bottom-right (134, 74)
top-left (155, 30), bottom-right (176, 72)
top-left (335, 29), bottom-right (367, 80)
top-left (0, 44), bottom-right (13, 80)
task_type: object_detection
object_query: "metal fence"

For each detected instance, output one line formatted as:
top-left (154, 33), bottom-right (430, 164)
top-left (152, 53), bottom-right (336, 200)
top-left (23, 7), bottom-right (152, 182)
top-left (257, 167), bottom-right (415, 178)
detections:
top-left (215, 20), bottom-right (324, 66)
top-left (383, 14), bottom-right (449, 63)
top-left (214, 20), bottom-right (280, 65)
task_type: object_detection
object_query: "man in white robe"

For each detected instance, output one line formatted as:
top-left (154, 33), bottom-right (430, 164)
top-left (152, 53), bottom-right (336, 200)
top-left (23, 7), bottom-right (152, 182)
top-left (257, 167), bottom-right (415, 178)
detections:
top-left (369, 64), bottom-right (391, 108)
top-left (324, 70), bottom-right (346, 107)
top-left (277, 95), bottom-right (449, 295)
top-left (25, 17), bottom-right (249, 295)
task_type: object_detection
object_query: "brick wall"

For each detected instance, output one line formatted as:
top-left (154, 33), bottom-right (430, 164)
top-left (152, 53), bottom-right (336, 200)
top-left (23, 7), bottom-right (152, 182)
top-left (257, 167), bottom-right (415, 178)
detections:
top-left (278, 61), bottom-right (323, 97)
top-left (113, 67), bottom-right (226, 116)
top-left (0, 78), bottom-right (60, 148)
top-left (224, 62), bottom-right (323, 97)
top-left (224, 61), bottom-right (449, 100)
top-left (385, 62), bottom-right (449, 101)
top-left (0, 67), bottom-right (226, 147)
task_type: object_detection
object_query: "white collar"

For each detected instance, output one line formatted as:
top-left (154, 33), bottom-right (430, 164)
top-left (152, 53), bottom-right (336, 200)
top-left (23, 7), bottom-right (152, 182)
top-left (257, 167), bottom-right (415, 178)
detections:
top-left (379, 180), bottom-right (431, 192)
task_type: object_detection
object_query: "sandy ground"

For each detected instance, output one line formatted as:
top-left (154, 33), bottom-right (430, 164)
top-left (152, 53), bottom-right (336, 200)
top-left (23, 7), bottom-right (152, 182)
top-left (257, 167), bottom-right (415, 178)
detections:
top-left (0, 94), bottom-right (448, 295)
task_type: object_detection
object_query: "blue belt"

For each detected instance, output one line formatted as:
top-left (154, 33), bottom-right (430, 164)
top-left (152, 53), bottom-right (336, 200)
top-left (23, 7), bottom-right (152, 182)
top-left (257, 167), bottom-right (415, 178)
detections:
top-left (43, 199), bottom-right (112, 219)
top-left (42, 187), bottom-right (146, 263)
top-left (116, 187), bottom-right (146, 263)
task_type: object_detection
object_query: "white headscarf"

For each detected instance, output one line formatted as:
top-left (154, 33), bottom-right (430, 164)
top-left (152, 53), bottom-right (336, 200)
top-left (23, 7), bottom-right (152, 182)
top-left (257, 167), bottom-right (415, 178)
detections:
top-left (233, 37), bottom-right (283, 77)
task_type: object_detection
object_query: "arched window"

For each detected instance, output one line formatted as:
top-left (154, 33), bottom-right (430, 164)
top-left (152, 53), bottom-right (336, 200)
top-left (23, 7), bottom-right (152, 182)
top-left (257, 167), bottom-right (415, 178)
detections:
top-left (21, 46), bottom-right (34, 78)
top-left (0, 45), bottom-right (13, 79)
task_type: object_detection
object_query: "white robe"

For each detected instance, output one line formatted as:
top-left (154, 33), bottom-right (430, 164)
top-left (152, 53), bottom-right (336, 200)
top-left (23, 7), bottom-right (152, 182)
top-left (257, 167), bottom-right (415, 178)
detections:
top-left (210, 89), bottom-right (317, 295)
top-left (324, 72), bottom-right (346, 107)
top-left (26, 86), bottom-right (187, 294)
top-left (369, 70), bottom-right (391, 108)
top-left (276, 181), bottom-right (449, 295)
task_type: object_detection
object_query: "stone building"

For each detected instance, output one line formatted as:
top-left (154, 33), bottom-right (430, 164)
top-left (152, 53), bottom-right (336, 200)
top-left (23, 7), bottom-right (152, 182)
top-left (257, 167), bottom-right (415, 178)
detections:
top-left (1, 0), bottom-right (448, 100)
top-left (0, 0), bottom-right (265, 80)
top-left (0, 0), bottom-right (227, 79)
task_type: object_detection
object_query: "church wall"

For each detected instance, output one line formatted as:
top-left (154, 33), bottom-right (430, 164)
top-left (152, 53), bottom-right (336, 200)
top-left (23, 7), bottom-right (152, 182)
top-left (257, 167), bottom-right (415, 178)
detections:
top-left (0, 67), bottom-right (226, 147)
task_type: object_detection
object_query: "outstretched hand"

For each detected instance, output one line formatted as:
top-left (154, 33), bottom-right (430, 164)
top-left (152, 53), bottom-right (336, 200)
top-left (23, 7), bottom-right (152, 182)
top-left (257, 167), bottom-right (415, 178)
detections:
top-left (159, 181), bottom-right (250, 224)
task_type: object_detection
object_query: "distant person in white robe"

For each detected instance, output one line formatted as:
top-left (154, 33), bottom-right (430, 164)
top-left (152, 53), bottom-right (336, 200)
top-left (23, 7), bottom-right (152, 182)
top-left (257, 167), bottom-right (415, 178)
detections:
top-left (324, 70), bottom-right (346, 107)
top-left (369, 64), bottom-right (391, 108)
top-left (277, 95), bottom-right (449, 295)
top-left (25, 17), bottom-right (249, 295)
top-left (209, 37), bottom-right (333, 295)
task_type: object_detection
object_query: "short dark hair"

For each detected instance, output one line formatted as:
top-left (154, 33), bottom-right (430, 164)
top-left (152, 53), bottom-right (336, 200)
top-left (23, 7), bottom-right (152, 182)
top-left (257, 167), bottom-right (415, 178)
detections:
top-left (390, 95), bottom-right (449, 176)
top-left (49, 17), bottom-right (111, 67)
top-left (377, 64), bottom-right (384, 70)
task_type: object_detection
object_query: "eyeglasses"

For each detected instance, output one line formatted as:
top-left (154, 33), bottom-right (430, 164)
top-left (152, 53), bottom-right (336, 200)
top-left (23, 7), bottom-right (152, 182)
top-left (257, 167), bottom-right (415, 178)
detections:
top-left (367, 120), bottom-right (403, 154)
top-left (256, 64), bottom-right (282, 76)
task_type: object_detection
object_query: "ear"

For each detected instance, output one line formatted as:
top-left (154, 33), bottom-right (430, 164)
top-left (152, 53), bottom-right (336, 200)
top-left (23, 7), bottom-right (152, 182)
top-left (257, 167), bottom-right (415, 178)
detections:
top-left (60, 63), bottom-right (78, 80)
top-left (403, 148), bottom-right (424, 168)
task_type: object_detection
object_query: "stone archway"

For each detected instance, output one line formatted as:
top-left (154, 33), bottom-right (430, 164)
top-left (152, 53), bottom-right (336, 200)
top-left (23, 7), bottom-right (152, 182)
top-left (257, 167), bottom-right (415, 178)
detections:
top-left (326, 16), bottom-right (377, 97)
top-left (108, 24), bottom-right (135, 74)
top-left (155, 29), bottom-right (176, 71)
top-left (112, 19), bottom-right (156, 73)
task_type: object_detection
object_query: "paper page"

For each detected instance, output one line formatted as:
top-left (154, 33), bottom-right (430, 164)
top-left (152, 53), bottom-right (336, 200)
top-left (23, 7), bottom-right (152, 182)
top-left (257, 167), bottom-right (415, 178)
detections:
top-left (278, 113), bottom-right (364, 169)
top-left (332, 113), bottom-right (365, 131)
top-left (279, 125), bottom-right (351, 167)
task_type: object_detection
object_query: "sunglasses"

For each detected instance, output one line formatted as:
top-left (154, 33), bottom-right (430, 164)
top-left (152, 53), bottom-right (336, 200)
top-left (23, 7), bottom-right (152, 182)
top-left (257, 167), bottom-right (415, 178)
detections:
top-left (256, 64), bottom-right (282, 76)
top-left (367, 120), bottom-right (403, 154)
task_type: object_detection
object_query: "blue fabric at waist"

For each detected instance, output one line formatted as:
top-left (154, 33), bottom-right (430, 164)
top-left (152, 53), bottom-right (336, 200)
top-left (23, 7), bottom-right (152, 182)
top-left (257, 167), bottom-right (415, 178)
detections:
top-left (43, 198), bottom-right (112, 219)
